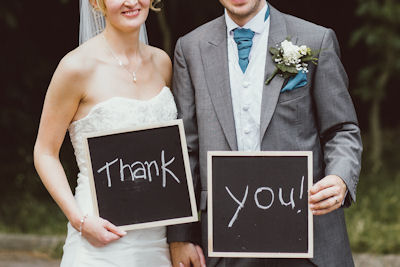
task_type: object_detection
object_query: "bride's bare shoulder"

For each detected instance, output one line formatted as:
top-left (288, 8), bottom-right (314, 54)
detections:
top-left (146, 45), bottom-right (171, 68)
top-left (145, 45), bottom-right (172, 85)
top-left (57, 36), bottom-right (103, 79)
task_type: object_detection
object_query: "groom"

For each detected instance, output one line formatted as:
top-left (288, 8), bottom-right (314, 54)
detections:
top-left (168, 0), bottom-right (362, 266)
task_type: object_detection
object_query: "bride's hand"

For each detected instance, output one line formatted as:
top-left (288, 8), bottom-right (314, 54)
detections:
top-left (80, 216), bottom-right (127, 247)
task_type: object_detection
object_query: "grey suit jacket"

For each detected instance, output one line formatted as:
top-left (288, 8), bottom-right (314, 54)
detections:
top-left (168, 5), bottom-right (362, 267)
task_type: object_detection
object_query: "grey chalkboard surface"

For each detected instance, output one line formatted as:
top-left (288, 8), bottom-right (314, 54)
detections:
top-left (207, 151), bottom-right (313, 258)
top-left (84, 120), bottom-right (197, 231)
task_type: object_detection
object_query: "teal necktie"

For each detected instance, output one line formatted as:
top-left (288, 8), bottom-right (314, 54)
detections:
top-left (232, 6), bottom-right (271, 73)
top-left (233, 28), bottom-right (255, 73)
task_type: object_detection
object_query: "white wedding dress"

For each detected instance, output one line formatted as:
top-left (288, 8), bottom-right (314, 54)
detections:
top-left (61, 86), bottom-right (175, 267)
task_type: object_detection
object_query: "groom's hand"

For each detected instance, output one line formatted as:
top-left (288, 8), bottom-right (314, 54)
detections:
top-left (170, 242), bottom-right (206, 267)
top-left (309, 175), bottom-right (347, 215)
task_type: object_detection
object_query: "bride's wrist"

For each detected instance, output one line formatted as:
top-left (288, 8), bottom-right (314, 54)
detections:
top-left (78, 214), bottom-right (88, 235)
top-left (70, 213), bottom-right (85, 231)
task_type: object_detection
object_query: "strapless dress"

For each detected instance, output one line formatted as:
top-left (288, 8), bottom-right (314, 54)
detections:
top-left (61, 87), bottom-right (176, 267)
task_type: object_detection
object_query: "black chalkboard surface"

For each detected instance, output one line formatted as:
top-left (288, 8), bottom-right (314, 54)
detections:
top-left (207, 151), bottom-right (313, 258)
top-left (84, 120), bottom-right (197, 231)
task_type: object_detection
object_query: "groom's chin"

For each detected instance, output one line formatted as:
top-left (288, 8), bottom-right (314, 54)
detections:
top-left (220, 0), bottom-right (265, 21)
top-left (220, 0), bottom-right (251, 10)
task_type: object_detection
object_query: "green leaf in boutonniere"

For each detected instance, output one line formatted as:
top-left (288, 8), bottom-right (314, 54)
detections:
top-left (266, 39), bottom-right (320, 85)
top-left (277, 64), bottom-right (298, 74)
top-left (269, 47), bottom-right (280, 56)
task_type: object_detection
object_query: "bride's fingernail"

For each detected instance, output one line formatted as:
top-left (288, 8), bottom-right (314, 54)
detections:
top-left (179, 263), bottom-right (184, 267)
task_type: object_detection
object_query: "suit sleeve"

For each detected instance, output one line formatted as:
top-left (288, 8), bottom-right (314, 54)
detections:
top-left (313, 29), bottom-right (363, 207)
top-left (167, 38), bottom-right (202, 244)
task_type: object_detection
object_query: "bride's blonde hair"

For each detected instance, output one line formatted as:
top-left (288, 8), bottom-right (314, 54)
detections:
top-left (94, 0), bottom-right (161, 13)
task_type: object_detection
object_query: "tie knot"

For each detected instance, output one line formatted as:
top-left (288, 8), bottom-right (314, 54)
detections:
top-left (233, 28), bottom-right (255, 43)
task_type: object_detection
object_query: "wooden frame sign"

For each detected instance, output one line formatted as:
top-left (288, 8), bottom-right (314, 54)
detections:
top-left (84, 119), bottom-right (198, 231)
top-left (208, 151), bottom-right (313, 258)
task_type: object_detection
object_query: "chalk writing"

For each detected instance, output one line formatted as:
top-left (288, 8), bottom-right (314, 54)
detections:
top-left (255, 187), bottom-right (274, 210)
top-left (226, 176), bottom-right (305, 228)
top-left (225, 186), bottom-right (249, 228)
top-left (97, 150), bottom-right (180, 188)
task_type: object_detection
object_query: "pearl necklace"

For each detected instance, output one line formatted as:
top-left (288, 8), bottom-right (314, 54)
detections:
top-left (102, 34), bottom-right (141, 83)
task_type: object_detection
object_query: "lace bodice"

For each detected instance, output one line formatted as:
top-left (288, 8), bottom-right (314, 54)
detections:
top-left (68, 87), bottom-right (177, 176)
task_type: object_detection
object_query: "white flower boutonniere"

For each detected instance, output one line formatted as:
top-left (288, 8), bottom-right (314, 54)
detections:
top-left (265, 39), bottom-right (319, 85)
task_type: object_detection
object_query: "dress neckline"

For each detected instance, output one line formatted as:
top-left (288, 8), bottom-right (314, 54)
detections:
top-left (70, 86), bottom-right (170, 127)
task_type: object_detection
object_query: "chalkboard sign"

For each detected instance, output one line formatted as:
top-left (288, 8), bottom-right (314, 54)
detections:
top-left (84, 119), bottom-right (198, 231)
top-left (207, 151), bottom-right (313, 258)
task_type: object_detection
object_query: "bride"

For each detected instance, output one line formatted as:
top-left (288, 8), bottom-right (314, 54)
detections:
top-left (33, 0), bottom-right (174, 266)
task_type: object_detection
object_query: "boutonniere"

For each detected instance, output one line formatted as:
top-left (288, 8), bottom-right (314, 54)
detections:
top-left (265, 39), bottom-right (319, 85)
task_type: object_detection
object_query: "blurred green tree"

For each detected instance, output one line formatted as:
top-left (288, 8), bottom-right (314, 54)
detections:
top-left (351, 0), bottom-right (400, 173)
top-left (0, 0), bottom-right (76, 233)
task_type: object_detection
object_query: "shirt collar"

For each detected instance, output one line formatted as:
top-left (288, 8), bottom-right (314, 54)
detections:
top-left (225, 1), bottom-right (268, 35)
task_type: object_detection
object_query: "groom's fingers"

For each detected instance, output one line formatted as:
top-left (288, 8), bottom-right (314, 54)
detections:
top-left (308, 175), bottom-right (347, 216)
top-left (195, 245), bottom-right (206, 266)
top-left (309, 186), bottom-right (338, 204)
top-left (170, 242), bottom-right (199, 267)
top-left (311, 203), bottom-right (339, 215)
top-left (189, 250), bottom-right (201, 267)
top-left (309, 175), bottom-right (346, 203)
top-left (311, 195), bottom-right (340, 210)
top-left (309, 175), bottom-right (337, 195)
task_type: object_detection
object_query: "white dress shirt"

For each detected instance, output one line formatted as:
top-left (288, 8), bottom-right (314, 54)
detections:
top-left (225, 2), bottom-right (270, 151)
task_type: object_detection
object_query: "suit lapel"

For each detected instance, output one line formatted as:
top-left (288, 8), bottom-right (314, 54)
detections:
top-left (200, 8), bottom-right (289, 149)
top-left (260, 6), bottom-right (288, 141)
top-left (201, 16), bottom-right (238, 150)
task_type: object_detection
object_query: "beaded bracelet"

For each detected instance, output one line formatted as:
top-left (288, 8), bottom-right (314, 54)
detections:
top-left (79, 214), bottom-right (88, 236)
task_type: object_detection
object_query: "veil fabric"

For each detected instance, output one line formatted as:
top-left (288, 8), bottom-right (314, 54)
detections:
top-left (79, 0), bottom-right (149, 45)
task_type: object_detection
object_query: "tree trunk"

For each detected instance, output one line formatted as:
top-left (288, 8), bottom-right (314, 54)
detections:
top-left (369, 70), bottom-right (390, 174)
top-left (156, 10), bottom-right (172, 56)
top-left (369, 96), bottom-right (382, 174)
